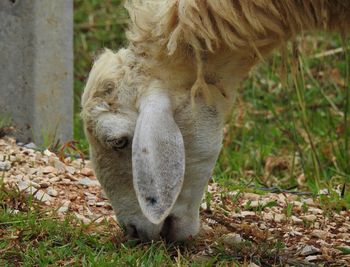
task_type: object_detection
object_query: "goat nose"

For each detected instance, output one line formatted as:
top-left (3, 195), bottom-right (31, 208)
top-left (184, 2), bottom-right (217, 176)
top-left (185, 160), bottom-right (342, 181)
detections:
top-left (126, 224), bottom-right (155, 241)
top-left (160, 216), bottom-right (174, 241)
top-left (126, 224), bottom-right (139, 239)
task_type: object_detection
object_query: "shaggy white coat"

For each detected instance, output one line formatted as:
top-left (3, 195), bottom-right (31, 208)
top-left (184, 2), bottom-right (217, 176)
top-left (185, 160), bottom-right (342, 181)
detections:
top-left (82, 0), bottom-right (350, 241)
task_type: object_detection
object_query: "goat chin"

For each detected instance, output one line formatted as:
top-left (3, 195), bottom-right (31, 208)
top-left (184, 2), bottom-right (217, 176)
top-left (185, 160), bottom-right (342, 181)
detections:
top-left (81, 1), bottom-right (350, 241)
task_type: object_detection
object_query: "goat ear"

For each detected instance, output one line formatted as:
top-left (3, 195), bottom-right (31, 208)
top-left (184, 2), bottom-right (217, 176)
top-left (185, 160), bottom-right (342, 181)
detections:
top-left (132, 88), bottom-right (185, 224)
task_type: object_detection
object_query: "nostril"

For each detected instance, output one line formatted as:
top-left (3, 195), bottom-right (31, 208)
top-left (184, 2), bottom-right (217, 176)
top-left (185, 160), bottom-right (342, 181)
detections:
top-left (160, 216), bottom-right (174, 240)
top-left (126, 224), bottom-right (139, 239)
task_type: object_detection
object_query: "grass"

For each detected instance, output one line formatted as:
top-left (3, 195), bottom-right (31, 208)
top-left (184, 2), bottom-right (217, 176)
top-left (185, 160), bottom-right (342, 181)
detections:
top-left (0, 115), bottom-right (12, 139)
top-left (1, 0), bottom-right (350, 265)
top-left (0, 183), bottom-right (177, 266)
top-left (0, 184), bottom-right (298, 266)
top-left (216, 36), bottom-right (350, 197)
top-left (72, 1), bottom-right (350, 196)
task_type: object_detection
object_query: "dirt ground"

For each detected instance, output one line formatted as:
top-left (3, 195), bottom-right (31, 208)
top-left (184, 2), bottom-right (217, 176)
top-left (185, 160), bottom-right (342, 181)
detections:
top-left (1, 136), bottom-right (349, 266)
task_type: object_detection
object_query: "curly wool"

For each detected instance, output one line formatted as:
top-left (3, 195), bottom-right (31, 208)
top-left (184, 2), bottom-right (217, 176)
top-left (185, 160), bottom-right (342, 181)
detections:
top-left (126, 0), bottom-right (350, 101)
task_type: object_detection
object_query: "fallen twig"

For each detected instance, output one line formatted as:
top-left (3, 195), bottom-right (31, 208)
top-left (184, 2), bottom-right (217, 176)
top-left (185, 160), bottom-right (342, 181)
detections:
top-left (312, 46), bottom-right (349, 59)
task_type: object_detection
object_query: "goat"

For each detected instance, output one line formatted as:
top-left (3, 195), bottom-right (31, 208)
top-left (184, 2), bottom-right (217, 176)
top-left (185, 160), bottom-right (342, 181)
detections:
top-left (81, 0), bottom-right (350, 241)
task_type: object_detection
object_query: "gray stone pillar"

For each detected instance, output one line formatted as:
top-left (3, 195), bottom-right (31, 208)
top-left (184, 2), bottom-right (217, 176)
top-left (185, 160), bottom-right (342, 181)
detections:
top-left (0, 0), bottom-right (73, 144)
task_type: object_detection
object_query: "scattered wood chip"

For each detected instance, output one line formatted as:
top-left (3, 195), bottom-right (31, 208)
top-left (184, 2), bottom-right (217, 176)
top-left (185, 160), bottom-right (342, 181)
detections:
top-left (1, 136), bottom-right (350, 265)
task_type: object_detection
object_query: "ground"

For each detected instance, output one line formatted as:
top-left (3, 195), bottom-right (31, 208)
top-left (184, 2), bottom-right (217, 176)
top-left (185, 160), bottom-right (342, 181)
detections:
top-left (1, 137), bottom-right (349, 266)
top-left (0, 1), bottom-right (349, 265)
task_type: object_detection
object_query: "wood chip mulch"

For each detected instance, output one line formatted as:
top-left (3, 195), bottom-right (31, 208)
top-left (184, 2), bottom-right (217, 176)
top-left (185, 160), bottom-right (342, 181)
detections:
top-left (1, 136), bottom-right (349, 266)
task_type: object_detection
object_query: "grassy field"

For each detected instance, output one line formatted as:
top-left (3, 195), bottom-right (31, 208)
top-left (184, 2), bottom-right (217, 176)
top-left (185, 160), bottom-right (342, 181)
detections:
top-left (1, 0), bottom-right (349, 265)
top-left (218, 36), bottom-right (350, 198)
top-left (73, 0), bottom-right (349, 197)
top-left (0, 184), bottom-right (194, 266)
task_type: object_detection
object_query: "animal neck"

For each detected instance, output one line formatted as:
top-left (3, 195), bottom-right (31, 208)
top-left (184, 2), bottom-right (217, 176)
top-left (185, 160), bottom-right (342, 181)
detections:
top-left (128, 0), bottom-right (350, 58)
top-left (129, 0), bottom-right (350, 110)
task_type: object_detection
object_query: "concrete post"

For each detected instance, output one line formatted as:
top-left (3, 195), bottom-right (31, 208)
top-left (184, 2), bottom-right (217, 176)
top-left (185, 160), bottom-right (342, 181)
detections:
top-left (0, 0), bottom-right (73, 144)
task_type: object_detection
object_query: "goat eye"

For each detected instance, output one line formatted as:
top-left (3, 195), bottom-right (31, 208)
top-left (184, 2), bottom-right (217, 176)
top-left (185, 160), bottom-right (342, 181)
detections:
top-left (108, 137), bottom-right (129, 150)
